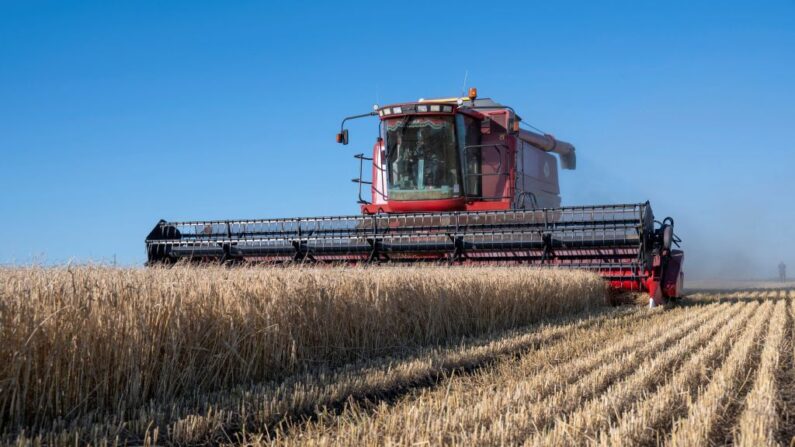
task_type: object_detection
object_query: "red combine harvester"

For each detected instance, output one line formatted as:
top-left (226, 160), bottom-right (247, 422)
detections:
top-left (146, 88), bottom-right (684, 305)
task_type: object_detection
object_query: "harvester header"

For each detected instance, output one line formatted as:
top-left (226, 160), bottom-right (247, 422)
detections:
top-left (146, 89), bottom-right (684, 305)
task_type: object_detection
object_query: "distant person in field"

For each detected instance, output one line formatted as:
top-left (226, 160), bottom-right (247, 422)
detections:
top-left (780, 262), bottom-right (787, 281)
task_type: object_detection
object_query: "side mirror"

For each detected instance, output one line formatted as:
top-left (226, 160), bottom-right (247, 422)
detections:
top-left (336, 129), bottom-right (349, 145)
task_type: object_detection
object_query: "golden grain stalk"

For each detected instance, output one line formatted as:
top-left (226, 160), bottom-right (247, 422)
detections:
top-left (0, 265), bottom-right (605, 435)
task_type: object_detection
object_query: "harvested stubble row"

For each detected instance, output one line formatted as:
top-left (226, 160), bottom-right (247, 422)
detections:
top-left (668, 298), bottom-right (776, 446)
top-left (519, 302), bottom-right (742, 443)
top-left (601, 301), bottom-right (764, 446)
top-left (271, 299), bottom-right (753, 446)
top-left (534, 300), bottom-right (767, 446)
top-left (0, 266), bottom-right (606, 437)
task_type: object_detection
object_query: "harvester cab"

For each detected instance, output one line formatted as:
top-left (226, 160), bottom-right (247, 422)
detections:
top-left (341, 88), bottom-right (576, 214)
top-left (146, 88), bottom-right (684, 306)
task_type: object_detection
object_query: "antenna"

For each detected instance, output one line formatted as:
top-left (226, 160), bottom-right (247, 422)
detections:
top-left (460, 70), bottom-right (469, 97)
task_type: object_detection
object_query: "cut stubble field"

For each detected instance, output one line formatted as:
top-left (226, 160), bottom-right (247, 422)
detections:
top-left (1, 266), bottom-right (794, 446)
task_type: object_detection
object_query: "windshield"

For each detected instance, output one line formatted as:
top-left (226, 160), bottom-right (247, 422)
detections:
top-left (385, 116), bottom-right (462, 201)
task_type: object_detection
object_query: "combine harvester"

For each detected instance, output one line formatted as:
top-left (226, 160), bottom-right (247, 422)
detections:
top-left (146, 88), bottom-right (684, 306)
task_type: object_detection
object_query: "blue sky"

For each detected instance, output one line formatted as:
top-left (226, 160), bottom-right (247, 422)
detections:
top-left (1, 1), bottom-right (793, 279)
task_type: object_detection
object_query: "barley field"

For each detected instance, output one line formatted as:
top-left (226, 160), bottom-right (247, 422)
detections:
top-left (1, 267), bottom-right (794, 446)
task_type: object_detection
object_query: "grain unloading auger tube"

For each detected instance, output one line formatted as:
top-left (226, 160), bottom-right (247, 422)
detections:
top-left (146, 202), bottom-right (683, 304)
top-left (144, 88), bottom-right (685, 304)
